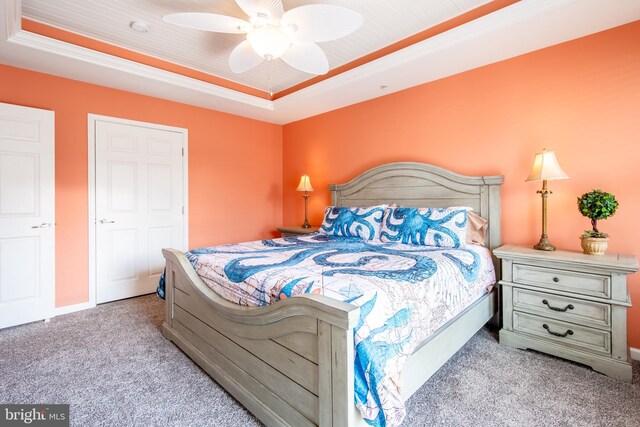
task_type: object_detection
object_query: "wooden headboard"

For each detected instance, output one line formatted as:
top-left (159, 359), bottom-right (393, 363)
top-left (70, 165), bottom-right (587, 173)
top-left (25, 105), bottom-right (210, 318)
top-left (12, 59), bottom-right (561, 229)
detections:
top-left (328, 162), bottom-right (504, 250)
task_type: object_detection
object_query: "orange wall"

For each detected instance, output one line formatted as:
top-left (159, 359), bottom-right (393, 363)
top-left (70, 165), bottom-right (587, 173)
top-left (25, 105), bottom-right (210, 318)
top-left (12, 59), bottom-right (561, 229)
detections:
top-left (283, 22), bottom-right (640, 347)
top-left (0, 65), bottom-right (283, 308)
top-left (2, 21), bottom-right (639, 346)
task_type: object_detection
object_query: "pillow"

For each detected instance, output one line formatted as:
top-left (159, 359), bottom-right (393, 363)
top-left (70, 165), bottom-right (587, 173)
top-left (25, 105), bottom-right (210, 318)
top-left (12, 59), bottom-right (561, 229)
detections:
top-left (319, 205), bottom-right (388, 240)
top-left (380, 207), bottom-right (471, 248)
top-left (466, 211), bottom-right (488, 245)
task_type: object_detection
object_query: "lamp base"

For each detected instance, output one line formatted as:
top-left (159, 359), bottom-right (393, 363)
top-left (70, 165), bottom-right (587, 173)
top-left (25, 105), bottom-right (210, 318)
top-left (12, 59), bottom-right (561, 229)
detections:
top-left (301, 193), bottom-right (311, 228)
top-left (533, 236), bottom-right (556, 251)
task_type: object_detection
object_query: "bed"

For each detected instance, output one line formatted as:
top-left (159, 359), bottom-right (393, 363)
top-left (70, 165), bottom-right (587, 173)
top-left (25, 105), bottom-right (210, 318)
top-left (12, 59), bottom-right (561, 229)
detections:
top-left (160, 162), bottom-right (504, 427)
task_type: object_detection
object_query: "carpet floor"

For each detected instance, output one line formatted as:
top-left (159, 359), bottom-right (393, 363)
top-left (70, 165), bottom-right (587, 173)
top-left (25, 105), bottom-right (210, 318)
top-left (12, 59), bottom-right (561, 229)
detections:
top-left (1, 295), bottom-right (639, 426)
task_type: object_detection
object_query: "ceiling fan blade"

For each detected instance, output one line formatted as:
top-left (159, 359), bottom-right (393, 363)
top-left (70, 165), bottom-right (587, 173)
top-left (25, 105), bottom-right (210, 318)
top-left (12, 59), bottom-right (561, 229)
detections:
top-left (229, 41), bottom-right (265, 73)
top-left (163, 13), bottom-right (250, 33)
top-left (281, 41), bottom-right (329, 75)
top-left (282, 5), bottom-right (363, 42)
top-left (235, 0), bottom-right (284, 21)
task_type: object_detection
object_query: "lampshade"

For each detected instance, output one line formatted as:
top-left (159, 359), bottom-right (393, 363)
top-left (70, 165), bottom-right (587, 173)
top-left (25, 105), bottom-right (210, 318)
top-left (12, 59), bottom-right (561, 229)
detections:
top-left (525, 150), bottom-right (569, 182)
top-left (296, 175), bottom-right (313, 192)
top-left (246, 26), bottom-right (291, 60)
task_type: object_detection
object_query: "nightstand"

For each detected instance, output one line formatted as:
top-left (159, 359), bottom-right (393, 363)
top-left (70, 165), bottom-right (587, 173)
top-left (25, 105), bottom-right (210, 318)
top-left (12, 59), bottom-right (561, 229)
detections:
top-left (277, 226), bottom-right (319, 238)
top-left (494, 244), bottom-right (638, 381)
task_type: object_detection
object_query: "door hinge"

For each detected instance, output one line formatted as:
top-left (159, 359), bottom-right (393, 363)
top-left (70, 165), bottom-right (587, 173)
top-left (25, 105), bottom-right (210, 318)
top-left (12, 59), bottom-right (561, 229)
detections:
top-left (182, 206), bottom-right (185, 215)
top-left (182, 147), bottom-right (184, 156)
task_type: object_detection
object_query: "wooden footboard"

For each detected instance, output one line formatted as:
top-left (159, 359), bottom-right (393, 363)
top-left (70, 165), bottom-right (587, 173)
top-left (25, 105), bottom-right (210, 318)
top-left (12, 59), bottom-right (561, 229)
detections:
top-left (162, 248), bottom-right (361, 427)
top-left (162, 248), bottom-right (497, 427)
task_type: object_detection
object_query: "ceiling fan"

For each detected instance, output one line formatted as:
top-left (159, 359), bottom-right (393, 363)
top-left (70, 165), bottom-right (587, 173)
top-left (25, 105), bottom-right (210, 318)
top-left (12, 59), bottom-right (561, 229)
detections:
top-left (163, 0), bottom-right (363, 75)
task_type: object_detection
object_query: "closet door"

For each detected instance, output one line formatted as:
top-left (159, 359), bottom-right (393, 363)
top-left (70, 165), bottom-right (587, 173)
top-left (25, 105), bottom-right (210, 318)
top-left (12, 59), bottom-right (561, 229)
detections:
top-left (94, 119), bottom-right (184, 303)
top-left (0, 102), bottom-right (55, 329)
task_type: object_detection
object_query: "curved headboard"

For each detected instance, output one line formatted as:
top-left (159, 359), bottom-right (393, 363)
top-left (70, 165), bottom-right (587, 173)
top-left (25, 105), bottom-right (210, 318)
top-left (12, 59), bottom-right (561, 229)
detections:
top-left (328, 162), bottom-right (504, 250)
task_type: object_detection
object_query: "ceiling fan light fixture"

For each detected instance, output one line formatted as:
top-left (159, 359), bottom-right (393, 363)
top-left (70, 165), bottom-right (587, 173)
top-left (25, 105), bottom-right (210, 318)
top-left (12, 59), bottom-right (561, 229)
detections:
top-left (163, 0), bottom-right (363, 75)
top-left (247, 26), bottom-right (291, 60)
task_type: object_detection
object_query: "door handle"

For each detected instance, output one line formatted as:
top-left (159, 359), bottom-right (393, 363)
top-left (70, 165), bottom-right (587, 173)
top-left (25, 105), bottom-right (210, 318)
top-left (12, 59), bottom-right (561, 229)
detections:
top-left (31, 222), bottom-right (52, 229)
top-left (99, 219), bottom-right (116, 224)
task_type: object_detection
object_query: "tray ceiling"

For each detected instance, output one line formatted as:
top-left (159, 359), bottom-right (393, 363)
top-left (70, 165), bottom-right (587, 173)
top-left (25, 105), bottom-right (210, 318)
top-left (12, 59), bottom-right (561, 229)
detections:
top-left (3, 0), bottom-right (639, 124)
top-left (21, 0), bottom-right (493, 93)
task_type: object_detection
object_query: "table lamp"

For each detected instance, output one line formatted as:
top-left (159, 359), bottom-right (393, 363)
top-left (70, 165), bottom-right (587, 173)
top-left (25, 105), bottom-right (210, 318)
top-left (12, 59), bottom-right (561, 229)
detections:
top-left (526, 149), bottom-right (569, 251)
top-left (296, 175), bottom-right (313, 228)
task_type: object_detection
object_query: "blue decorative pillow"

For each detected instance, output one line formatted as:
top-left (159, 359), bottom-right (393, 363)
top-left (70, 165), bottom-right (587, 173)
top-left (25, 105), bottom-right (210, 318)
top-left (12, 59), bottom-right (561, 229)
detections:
top-left (380, 207), bottom-right (471, 248)
top-left (319, 205), bottom-right (388, 240)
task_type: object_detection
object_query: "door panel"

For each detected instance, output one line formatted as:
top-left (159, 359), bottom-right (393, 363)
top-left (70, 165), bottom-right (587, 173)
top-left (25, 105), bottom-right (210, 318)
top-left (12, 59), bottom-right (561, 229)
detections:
top-left (95, 120), bottom-right (183, 303)
top-left (0, 152), bottom-right (39, 216)
top-left (148, 164), bottom-right (173, 211)
top-left (108, 228), bottom-right (138, 282)
top-left (0, 116), bottom-right (40, 142)
top-left (0, 237), bottom-right (39, 301)
top-left (108, 161), bottom-right (138, 211)
top-left (0, 102), bottom-right (55, 329)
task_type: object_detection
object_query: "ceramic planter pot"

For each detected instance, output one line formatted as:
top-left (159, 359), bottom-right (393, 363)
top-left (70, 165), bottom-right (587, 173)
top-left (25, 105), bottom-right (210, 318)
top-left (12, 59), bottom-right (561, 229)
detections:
top-left (580, 236), bottom-right (609, 255)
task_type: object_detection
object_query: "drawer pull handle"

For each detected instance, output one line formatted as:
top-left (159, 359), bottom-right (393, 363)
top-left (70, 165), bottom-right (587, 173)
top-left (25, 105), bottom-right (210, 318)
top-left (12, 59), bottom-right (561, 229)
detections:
top-left (553, 277), bottom-right (560, 283)
top-left (542, 299), bottom-right (574, 312)
top-left (543, 323), bottom-right (573, 338)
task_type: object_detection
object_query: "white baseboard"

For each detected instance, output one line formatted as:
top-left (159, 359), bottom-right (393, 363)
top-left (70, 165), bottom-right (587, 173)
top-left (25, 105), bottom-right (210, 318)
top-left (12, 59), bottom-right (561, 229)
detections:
top-left (631, 347), bottom-right (640, 361)
top-left (54, 301), bottom-right (95, 317)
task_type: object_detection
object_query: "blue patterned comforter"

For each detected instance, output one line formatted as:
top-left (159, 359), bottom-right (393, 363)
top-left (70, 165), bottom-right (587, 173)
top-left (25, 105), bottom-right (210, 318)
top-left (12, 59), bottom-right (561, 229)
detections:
top-left (158, 234), bottom-right (495, 426)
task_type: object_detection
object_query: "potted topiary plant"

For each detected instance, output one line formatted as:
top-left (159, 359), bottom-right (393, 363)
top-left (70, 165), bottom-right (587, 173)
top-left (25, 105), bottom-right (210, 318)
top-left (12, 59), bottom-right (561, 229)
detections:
top-left (577, 189), bottom-right (618, 255)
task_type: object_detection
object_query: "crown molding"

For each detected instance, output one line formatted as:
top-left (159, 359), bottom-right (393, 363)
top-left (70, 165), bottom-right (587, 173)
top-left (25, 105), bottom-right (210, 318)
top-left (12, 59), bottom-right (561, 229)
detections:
top-left (1, 0), bottom-right (275, 122)
top-left (4, 0), bottom-right (20, 39)
top-left (8, 28), bottom-right (274, 111)
top-left (4, 0), bottom-right (271, 111)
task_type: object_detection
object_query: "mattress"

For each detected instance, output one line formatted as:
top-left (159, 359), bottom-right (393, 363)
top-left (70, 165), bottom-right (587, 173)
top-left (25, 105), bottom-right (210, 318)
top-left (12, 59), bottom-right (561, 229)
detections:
top-left (160, 233), bottom-right (495, 427)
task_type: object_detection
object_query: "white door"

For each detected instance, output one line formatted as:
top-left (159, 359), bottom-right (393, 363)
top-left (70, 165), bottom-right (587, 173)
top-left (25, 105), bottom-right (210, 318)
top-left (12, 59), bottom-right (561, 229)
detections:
top-left (0, 102), bottom-right (55, 329)
top-left (95, 119), bottom-right (185, 303)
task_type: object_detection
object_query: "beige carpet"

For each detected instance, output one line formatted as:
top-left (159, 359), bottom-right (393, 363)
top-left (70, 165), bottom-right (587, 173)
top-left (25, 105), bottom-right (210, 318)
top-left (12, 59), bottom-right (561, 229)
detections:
top-left (1, 295), bottom-right (638, 426)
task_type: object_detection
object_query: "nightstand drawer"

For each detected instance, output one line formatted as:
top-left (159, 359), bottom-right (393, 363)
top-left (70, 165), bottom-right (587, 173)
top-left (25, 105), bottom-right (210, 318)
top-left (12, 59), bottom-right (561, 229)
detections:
top-left (513, 288), bottom-right (611, 329)
top-left (512, 263), bottom-right (610, 298)
top-left (513, 312), bottom-right (611, 355)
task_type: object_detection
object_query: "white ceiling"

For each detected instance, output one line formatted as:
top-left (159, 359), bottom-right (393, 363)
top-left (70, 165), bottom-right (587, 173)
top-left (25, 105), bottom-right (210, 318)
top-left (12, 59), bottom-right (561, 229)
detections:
top-left (1, 0), bottom-right (640, 124)
top-left (21, 0), bottom-right (492, 94)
